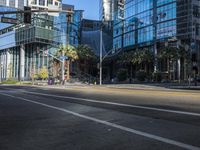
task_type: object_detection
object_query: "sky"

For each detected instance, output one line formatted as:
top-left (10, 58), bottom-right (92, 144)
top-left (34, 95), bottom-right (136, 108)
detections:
top-left (63, 0), bottom-right (99, 20)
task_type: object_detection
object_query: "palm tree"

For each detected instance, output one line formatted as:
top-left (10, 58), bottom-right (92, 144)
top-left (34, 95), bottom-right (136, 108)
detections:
top-left (53, 45), bottom-right (78, 80)
top-left (118, 51), bottom-right (135, 80)
top-left (76, 45), bottom-right (97, 60)
top-left (76, 45), bottom-right (98, 78)
top-left (117, 49), bottom-right (153, 81)
top-left (140, 49), bottom-right (154, 72)
top-left (158, 46), bottom-right (177, 80)
top-left (158, 46), bottom-right (188, 81)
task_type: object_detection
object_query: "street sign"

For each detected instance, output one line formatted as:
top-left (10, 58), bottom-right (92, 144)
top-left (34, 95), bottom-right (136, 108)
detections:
top-left (1, 17), bottom-right (19, 24)
top-left (59, 56), bottom-right (68, 60)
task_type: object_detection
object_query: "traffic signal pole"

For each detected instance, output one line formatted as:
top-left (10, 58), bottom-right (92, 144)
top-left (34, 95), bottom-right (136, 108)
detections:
top-left (100, 27), bottom-right (103, 85)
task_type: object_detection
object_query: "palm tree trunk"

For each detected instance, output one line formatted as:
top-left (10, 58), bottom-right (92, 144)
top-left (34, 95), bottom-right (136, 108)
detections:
top-left (144, 62), bottom-right (147, 73)
top-left (130, 63), bottom-right (133, 83)
top-left (167, 59), bottom-right (170, 81)
top-left (183, 58), bottom-right (187, 81)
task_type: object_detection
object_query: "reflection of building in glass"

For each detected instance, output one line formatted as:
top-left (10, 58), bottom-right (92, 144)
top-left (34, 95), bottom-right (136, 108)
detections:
top-left (99, 0), bottom-right (113, 21)
top-left (0, 0), bottom-right (24, 9)
top-left (81, 19), bottom-right (113, 56)
top-left (112, 0), bottom-right (200, 80)
top-left (0, 2), bottom-right (83, 81)
top-left (28, 0), bottom-right (61, 10)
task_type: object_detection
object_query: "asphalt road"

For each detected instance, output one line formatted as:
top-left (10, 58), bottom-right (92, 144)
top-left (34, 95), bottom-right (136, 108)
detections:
top-left (0, 85), bottom-right (200, 150)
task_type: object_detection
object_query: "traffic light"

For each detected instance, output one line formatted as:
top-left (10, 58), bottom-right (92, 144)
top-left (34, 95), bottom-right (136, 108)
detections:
top-left (24, 6), bottom-right (31, 24)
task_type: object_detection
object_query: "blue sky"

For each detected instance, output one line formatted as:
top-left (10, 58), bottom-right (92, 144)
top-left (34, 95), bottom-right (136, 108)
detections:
top-left (63, 0), bottom-right (99, 20)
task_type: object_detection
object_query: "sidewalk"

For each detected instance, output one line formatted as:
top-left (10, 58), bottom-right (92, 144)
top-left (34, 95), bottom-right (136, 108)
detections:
top-left (33, 82), bottom-right (200, 91)
top-left (103, 83), bottom-right (200, 90)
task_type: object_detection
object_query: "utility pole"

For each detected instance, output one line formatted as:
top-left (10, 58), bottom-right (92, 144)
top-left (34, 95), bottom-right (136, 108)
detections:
top-left (153, 0), bottom-right (158, 73)
top-left (0, 64), bottom-right (1, 83)
top-left (100, 25), bottom-right (103, 85)
top-left (62, 49), bottom-right (65, 83)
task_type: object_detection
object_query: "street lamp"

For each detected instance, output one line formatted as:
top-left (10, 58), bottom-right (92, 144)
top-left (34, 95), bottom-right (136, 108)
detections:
top-left (0, 64), bottom-right (2, 83)
top-left (61, 13), bottom-right (72, 84)
top-left (99, 0), bottom-right (125, 85)
top-left (100, 25), bottom-right (103, 85)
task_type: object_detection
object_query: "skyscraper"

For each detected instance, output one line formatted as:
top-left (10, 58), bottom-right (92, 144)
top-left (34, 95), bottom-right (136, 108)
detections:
top-left (111, 0), bottom-right (200, 81)
top-left (99, 0), bottom-right (113, 21)
top-left (0, 0), bottom-right (24, 9)
top-left (0, 1), bottom-right (83, 81)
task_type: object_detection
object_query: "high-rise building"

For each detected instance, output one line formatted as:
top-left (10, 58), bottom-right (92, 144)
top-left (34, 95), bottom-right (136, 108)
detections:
top-left (81, 19), bottom-right (112, 56)
top-left (0, 1), bottom-right (83, 81)
top-left (28, 0), bottom-right (61, 11)
top-left (0, 0), bottom-right (24, 9)
top-left (99, 0), bottom-right (113, 21)
top-left (111, 0), bottom-right (200, 81)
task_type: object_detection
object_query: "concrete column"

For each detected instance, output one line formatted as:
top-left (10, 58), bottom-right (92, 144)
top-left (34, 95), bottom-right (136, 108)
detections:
top-left (20, 44), bottom-right (25, 81)
top-left (177, 59), bottom-right (181, 82)
top-left (42, 48), bottom-right (45, 67)
top-left (153, 0), bottom-right (158, 73)
top-left (34, 48), bottom-right (37, 77)
top-left (6, 50), bottom-right (11, 79)
top-left (154, 42), bottom-right (158, 73)
top-left (37, 46), bottom-right (41, 73)
top-left (3, 51), bottom-right (6, 79)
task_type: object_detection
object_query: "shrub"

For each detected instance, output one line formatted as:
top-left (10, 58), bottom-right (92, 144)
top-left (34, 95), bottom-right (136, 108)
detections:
top-left (39, 66), bottom-right (48, 80)
top-left (117, 69), bottom-right (128, 81)
top-left (1, 79), bottom-right (19, 84)
top-left (136, 70), bottom-right (147, 82)
top-left (153, 72), bottom-right (162, 82)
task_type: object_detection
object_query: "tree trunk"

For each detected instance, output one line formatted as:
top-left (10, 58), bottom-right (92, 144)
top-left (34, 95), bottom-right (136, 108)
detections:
top-left (167, 59), bottom-right (170, 81)
top-left (144, 62), bottom-right (147, 73)
top-left (183, 59), bottom-right (187, 81)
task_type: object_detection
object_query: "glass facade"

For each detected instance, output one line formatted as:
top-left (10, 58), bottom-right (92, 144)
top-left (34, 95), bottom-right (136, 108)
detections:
top-left (0, 0), bottom-right (24, 10)
top-left (0, 5), bottom-right (83, 80)
top-left (99, 0), bottom-right (113, 21)
top-left (113, 0), bottom-right (177, 51)
top-left (111, 0), bottom-right (200, 79)
top-left (156, 0), bottom-right (176, 39)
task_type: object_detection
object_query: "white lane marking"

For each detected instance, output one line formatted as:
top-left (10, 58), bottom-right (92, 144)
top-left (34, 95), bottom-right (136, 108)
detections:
top-left (1, 93), bottom-right (200, 150)
top-left (22, 91), bottom-right (200, 117)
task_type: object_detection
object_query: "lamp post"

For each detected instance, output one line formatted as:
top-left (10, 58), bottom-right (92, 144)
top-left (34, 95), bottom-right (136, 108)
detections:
top-left (61, 13), bottom-right (72, 84)
top-left (100, 25), bottom-right (103, 85)
top-left (0, 64), bottom-right (2, 83)
top-left (99, 0), bottom-right (125, 85)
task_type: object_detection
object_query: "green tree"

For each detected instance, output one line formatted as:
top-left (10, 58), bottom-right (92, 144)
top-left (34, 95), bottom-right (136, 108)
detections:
top-left (117, 51), bottom-right (135, 81)
top-left (53, 45), bottom-right (79, 80)
top-left (118, 49), bottom-right (153, 80)
top-left (158, 46), bottom-right (188, 80)
top-left (76, 45), bottom-right (98, 77)
top-left (76, 45), bottom-right (97, 60)
top-left (55, 45), bottom-right (79, 61)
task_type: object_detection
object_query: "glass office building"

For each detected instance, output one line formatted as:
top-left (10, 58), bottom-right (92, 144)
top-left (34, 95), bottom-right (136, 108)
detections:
top-left (113, 0), bottom-right (177, 50)
top-left (81, 19), bottom-right (113, 56)
top-left (0, 0), bottom-right (24, 10)
top-left (99, 0), bottom-right (113, 21)
top-left (112, 0), bottom-right (200, 80)
top-left (0, 3), bottom-right (83, 81)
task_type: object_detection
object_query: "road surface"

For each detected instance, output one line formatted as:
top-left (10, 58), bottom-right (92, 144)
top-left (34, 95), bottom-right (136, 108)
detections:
top-left (0, 85), bottom-right (200, 150)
